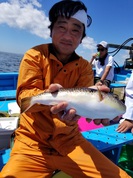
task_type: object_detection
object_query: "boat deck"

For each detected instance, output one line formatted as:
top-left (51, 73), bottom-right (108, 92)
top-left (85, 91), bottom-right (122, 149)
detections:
top-left (0, 90), bottom-right (16, 101)
top-left (82, 124), bottom-right (133, 164)
top-left (0, 69), bottom-right (133, 172)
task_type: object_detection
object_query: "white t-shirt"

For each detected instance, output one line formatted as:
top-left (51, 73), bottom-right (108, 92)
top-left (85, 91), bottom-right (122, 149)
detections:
top-left (92, 54), bottom-right (114, 81)
top-left (123, 71), bottom-right (133, 120)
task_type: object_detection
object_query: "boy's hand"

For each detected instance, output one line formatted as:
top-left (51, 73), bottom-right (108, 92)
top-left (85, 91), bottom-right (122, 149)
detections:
top-left (117, 119), bottom-right (133, 133)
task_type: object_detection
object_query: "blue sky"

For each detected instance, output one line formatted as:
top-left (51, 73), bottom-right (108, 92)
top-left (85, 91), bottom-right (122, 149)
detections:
top-left (0, 0), bottom-right (133, 65)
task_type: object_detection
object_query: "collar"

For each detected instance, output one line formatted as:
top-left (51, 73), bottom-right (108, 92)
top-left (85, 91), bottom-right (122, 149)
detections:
top-left (49, 44), bottom-right (80, 65)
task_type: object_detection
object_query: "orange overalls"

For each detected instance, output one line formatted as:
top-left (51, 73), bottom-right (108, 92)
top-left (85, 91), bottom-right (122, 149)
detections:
top-left (1, 44), bottom-right (131, 178)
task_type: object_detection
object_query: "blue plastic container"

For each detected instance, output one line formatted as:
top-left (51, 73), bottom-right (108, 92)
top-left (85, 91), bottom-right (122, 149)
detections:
top-left (0, 149), bottom-right (10, 170)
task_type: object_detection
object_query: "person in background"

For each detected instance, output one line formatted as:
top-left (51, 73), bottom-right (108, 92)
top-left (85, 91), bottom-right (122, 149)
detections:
top-left (90, 41), bottom-right (114, 87)
top-left (117, 71), bottom-right (133, 133)
top-left (129, 43), bottom-right (133, 60)
top-left (124, 43), bottom-right (133, 69)
top-left (1, 1), bottom-right (130, 178)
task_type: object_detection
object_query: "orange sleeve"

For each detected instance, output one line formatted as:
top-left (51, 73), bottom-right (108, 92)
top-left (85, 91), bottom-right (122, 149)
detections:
top-left (16, 48), bottom-right (47, 111)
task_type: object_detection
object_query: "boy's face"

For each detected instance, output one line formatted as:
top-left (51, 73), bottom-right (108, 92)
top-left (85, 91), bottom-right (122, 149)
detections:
top-left (51, 16), bottom-right (84, 57)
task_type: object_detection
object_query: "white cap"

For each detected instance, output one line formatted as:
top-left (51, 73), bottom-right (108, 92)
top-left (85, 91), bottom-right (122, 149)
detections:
top-left (97, 41), bottom-right (108, 48)
top-left (71, 10), bottom-right (87, 27)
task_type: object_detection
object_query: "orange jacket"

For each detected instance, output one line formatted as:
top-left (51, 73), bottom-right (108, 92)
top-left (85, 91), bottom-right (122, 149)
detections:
top-left (16, 44), bottom-right (94, 156)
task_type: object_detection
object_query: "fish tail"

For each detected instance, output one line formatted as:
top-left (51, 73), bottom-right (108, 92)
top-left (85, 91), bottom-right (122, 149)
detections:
top-left (21, 97), bottom-right (32, 113)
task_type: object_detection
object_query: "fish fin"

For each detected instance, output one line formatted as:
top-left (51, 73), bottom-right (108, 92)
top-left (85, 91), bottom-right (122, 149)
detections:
top-left (97, 87), bottom-right (103, 101)
top-left (21, 97), bottom-right (32, 113)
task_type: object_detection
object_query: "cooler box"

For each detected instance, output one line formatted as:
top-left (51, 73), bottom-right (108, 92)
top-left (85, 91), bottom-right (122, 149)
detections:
top-left (0, 117), bottom-right (19, 149)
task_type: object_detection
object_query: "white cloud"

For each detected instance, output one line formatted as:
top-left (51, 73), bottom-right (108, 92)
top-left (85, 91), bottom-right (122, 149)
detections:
top-left (0, 0), bottom-right (97, 51)
top-left (121, 50), bottom-right (129, 59)
top-left (82, 36), bottom-right (97, 51)
top-left (0, 0), bottom-right (50, 39)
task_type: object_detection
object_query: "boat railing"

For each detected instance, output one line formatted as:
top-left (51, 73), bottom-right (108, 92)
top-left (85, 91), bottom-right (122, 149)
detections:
top-left (0, 73), bottom-right (18, 91)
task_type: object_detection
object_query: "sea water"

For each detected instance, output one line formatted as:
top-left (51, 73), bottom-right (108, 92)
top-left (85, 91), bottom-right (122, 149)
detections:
top-left (0, 51), bottom-right (23, 72)
top-left (0, 51), bottom-right (128, 73)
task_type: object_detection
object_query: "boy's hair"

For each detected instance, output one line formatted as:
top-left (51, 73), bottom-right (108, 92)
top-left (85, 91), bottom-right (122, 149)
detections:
top-left (48, 0), bottom-right (92, 39)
